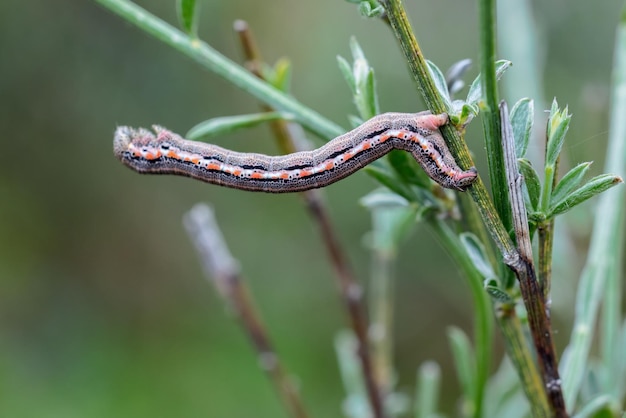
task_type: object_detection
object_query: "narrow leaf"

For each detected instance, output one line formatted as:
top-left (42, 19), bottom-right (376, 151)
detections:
top-left (176, 0), bottom-right (199, 36)
top-left (427, 60), bottom-right (451, 108)
top-left (545, 99), bottom-right (571, 167)
top-left (334, 331), bottom-right (369, 416)
top-left (459, 233), bottom-right (496, 281)
top-left (458, 102), bottom-right (478, 125)
top-left (485, 285), bottom-right (514, 303)
top-left (361, 190), bottom-right (419, 251)
top-left (271, 58), bottom-right (292, 93)
top-left (357, 1), bottom-right (385, 17)
top-left (547, 98), bottom-right (559, 138)
top-left (387, 149), bottom-right (431, 189)
top-left (364, 166), bottom-right (416, 202)
top-left (347, 114), bottom-right (363, 129)
top-left (549, 174), bottom-right (623, 217)
top-left (349, 35), bottom-right (367, 62)
top-left (187, 112), bottom-right (291, 140)
top-left (509, 98), bottom-right (534, 158)
top-left (445, 58), bottom-right (472, 95)
top-left (365, 68), bottom-right (380, 117)
top-left (550, 162), bottom-right (592, 206)
top-left (447, 327), bottom-right (477, 414)
top-left (337, 55), bottom-right (356, 94)
top-left (360, 188), bottom-right (410, 209)
top-left (340, 37), bottom-right (379, 120)
top-left (466, 60), bottom-right (512, 107)
top-left (570, 394), bottom-right (613, 418)
top-left (415, 361), bottom-right (442, 418)
top-left (517, 158), bottom-right (542, 211)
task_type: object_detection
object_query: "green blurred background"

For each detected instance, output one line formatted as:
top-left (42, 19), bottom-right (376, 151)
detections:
top-left (0, 0), bottom-right (623, 416)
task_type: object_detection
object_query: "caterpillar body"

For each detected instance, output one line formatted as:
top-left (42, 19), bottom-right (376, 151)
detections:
top-left (113, 112), bottom-right (478, 192)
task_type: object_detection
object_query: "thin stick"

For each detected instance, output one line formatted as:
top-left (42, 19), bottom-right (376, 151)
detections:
top-left (183, 204), bottom-right (311, 418)
top-left (500, 102), bottom-right (568, 418)
top-left (233, 21), bottom-right (387, 418)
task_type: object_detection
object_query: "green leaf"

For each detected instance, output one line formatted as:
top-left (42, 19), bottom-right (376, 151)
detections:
top-left (466, 60), bottom-right (512, 109)
top-left (345, 0), bottom-right (385, 18)
top-left (550, 162), bottom-right (592, 206)
top-left (347, 114), bottom-right (363, 129)
top-left (186, 112), bottom-right (291, 140)
top-left (547, 98), bottom-right (559, 137)
top-left (447, 327), bottom-right (477, 415)
top-left (334, 331), bottom-right (369, 415)
top-left (357, 1), bottom-right (385, 17)
top-left (338, 37), bottom-right (379, 120)
top-left (387, 150), bottom-right (431, 189)
top-left (360, 188), bottom-right (410, 209)
top-left (360, 189), bottom-right (419, 251)
top-left (176, 0), bottom-right (199, 36)
top-left (427, 60), bottom-right (451, 109)
top-left (350, 37), bottom-right (377, 119)
top-left (509, 98), bottom-right (534, 158)
top-left (485, 284), bottom-right (514, 303)
top-left (517, 158), bottom-right (542, 211)
top-left (454, 102), bottom-right (477, 126)
top-left (363, 166), bottom-right (416, 202)
top-left (460, 233), bottom-right (514, 302)
top-left (365, 68), bottom-right (380, 117)
top-left (569, 394), bottom-right (613, 418)
top-left (349, 35), bottom-right (367, 62)
top-left (270, 58), bottom-right (292, 93)
top-left (445, 58), bottom-right (472, 96)
top-left (415, 361), bottom-right (442, 418)
top-left (336, 55), bottom-right (356, 94)
top-left (459, 233), bottom-right (496, 281)
top-left (545, 98), bottom-right (571, 167)
top-left (549, 174), bottom-right (623, 217)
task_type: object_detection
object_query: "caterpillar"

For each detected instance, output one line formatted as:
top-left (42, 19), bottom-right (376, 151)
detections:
top-left (113, 111), bottom-right (477, 192)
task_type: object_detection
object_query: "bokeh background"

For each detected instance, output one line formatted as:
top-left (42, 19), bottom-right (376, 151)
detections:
top-left (1, 0), bottom-right (624, 416)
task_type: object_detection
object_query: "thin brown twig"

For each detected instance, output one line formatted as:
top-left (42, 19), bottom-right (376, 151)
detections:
top-left (500, 102), bottom-right (568, 418)
top-left (183, 204), bottom-right (311, 418)
top-left (234, 20), bottom-right (387, 418)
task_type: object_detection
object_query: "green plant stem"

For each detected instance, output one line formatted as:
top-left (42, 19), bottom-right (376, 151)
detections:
top-left (369, 247), bottom-right (394, 395)
top-left (478, 0), bottom-right (511, 231)
top-left (94, 0), bottom-right (344, 141)
top-left (429, 219), bottom-right (492, 418)
top-left (496, 304), bottom-right (551, 418)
